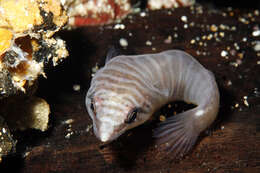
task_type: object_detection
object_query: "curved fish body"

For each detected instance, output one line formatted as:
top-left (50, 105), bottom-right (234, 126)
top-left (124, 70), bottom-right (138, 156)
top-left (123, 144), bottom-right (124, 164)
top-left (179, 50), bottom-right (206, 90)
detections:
top-left (86, 49), bottom-right (219, 157)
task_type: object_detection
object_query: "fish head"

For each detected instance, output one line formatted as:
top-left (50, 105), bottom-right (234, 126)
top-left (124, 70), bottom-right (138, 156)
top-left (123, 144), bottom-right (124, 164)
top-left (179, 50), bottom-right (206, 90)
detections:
top-left (86, 90), bottom-right (150, 142)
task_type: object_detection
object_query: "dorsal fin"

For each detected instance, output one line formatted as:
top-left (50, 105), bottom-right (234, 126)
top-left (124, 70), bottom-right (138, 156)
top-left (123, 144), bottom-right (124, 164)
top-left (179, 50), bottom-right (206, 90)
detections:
top-left (105, 46), bottom-right (122, 64)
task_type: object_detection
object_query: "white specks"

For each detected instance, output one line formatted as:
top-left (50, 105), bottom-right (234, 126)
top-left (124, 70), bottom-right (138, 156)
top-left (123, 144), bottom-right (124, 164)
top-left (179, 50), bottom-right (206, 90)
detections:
top-left (195, 109), bottom-right (204, 117)
top-left (181, 15), bottom-right (188, 22)
top-left (183, 24), bottom-right (188, 29)
top-left (239, 17), bottom-right (249, 24)
top-left (64, 119), bottom-right (74, 139)
top-left (253, 41), bottom-right (260, 51)
top-left (73, 84), bottom-right (81, 91)
top-left (234, 43), bottom-right (240, 50)
top-left (119, 38), bottom-right (128, 47)
top-left (2, 128), bottom-right (6, 134)
top-left (65, 131), bottom-right (74, 139)
top-left (85, 124), bottom-right (93, 132)
top-left (227, 80), bottom-right (232, 86)
top-left (219, 24), bottom-right (226, 30)
top-left (230, 59), bottom-right (242, 67)
top-left (221, 50), bottom-right (228, 57)
top-left (164, 35), bottom-right (172, 44)
top-left (146, 40), bottom-right (152, 46)
top-left (242, 37), bottom-right (247, 42)
top-left (114, 24), bottom-right (125, 30)
top-left (62, 119), bottom-right (74, 125)
top-left (257, 61), bottom-right (260, 65)
top-left (210, 24), bottom-right (218, 32)
top-left (252, 30), bottom-right (260, 37)
top-left (207, 34), bottom-right (213, 40)
top-left (243, 100), bottom-right (249, 107)
top-left (91, 64), bottom-right (99, 77)
top-left (243, 96), bottom-right (249, 107)
top-left (219, 32), bottom-right (225, 38)
top-left (92, 64), bottom-right (99, 73)
top-left (221, 126), bottom-right (225, 130)
top-left (140, 11), bottom-right (146, 17)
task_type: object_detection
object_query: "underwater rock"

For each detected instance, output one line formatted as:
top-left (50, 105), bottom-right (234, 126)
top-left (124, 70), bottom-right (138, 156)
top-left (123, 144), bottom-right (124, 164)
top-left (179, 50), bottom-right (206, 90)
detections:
top-left (0, 0), bottom-right (68, 94)
top-left (0, 96), bottom-right (50, 132)
top-left (0, 0), bottom-right (68, 161)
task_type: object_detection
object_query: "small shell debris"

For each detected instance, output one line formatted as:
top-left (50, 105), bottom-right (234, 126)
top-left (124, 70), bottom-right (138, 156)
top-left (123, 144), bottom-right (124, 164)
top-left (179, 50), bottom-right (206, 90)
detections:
top-left (227, 80), bottom-right (232, 86)
top-left (146, 40), bottom-right (152, 46)
top-left (219, 32), bottom-right (225, 37)
top-left (65, 131), bottom-right (74, 139)
top-left (86, 124), bottom-right (93, 132)
top-left (252, 28), bottom-right (260, 37)
top-left (159, 115), bottom-right (166, 122)
top-left (253, 41), bottom-right (260, 51)
top-left (119, 38), bottom-right (128, 47)
top-left (164, 35), bottom-right (172, 44)
top-left (242, 37), bottom-right (247, 42)
top-left (62, 118), bottom-right (74, 125)
top-left (221, 50), bottom-right (228, 57)
top-left (210, 24), bottom-right (218, 32)
top-left (243, 96), bottom-right (249, 107)
top-left (230, 59), bottom-right (242, 67)
top-left (64, 119), bottom-right (74, 139)
top-left (140, 11), bottom-right (146, 17)
top-left (114, 24), bottom-right (125, 30)
top-left (73, 84), bottom-right (81, 91)
top-left (91, 64), bottom-right (99, 77)
top-left (180, 15), bottom-right (187, 22)
top-left (92, 65), bottom-right (99, 73)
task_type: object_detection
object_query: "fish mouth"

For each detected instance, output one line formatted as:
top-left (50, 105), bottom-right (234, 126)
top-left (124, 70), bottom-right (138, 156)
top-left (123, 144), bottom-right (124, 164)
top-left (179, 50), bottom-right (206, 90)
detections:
top-left (94, 122), bottom-right (126, 142)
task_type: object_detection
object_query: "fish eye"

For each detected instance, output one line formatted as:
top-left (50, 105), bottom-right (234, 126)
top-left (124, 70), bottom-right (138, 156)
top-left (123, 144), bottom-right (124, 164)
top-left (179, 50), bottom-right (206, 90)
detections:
top-left (125, 108), bottom-right (139, 124)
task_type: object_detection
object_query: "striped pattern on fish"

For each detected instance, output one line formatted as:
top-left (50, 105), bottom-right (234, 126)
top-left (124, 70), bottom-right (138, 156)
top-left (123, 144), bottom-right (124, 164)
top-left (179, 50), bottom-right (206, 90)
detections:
top-left (86, 49), bottom-right (219, 157)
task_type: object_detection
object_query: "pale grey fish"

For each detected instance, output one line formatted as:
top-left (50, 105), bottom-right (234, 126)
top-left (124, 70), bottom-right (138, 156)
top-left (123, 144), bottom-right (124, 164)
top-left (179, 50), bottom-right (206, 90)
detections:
top-left (86, 49), bottom-right (219, 157)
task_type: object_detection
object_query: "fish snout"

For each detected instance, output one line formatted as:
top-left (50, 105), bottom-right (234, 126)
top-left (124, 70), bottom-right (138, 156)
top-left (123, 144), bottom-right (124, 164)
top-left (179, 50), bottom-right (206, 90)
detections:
top-left (95, 121), bottom-right (115, 142)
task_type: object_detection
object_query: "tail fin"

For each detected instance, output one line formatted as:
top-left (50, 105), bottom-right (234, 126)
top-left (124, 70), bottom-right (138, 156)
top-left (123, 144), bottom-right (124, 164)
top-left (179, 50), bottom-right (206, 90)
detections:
top-left (153, 108), bottom-right (201, 158)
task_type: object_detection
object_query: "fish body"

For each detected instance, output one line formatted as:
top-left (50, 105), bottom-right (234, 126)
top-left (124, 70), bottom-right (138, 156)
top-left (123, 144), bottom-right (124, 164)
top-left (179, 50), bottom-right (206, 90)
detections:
top-left (86, 50), bottom-right (219, 157)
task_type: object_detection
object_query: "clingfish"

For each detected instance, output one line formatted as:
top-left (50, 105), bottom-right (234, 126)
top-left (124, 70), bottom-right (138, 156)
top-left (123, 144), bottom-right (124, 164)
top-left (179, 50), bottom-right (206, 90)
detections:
top-left (86, 49), bottom-right (219, 157)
